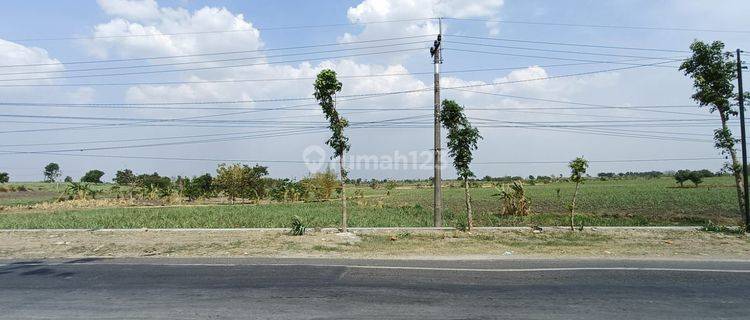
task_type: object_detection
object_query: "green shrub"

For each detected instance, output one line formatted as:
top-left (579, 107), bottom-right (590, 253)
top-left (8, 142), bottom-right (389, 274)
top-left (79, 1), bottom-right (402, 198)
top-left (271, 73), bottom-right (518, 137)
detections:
top-left (290, 215), bottom-right (306, 236)
top-left (301, 169), bottom-right (338, 201)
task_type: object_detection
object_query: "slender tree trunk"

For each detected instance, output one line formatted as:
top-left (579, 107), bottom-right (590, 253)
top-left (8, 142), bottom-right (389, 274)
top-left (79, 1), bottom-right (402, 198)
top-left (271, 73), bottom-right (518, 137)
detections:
top-left (339, 153), bottom-right (348, 233)
top-left (719, 112), bottom-right (745, 215)
top-left (464, 177), bottom-right (473, 231)
top-left (570, 181), bottom-right (580, 231)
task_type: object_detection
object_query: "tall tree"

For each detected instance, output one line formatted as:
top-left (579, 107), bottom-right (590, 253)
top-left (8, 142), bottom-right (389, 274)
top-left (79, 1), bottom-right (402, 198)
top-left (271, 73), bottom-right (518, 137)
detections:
top-left (313, 69), bottom-right (350, 232)
top-left (568, 157), bottom-right (588, 231)
top-left (0, 172), bottom-right (9, 183)
top-left (680, 40), bottom-right (745, 214)
top-left (440, 100), bottom-right (482, 231)
top-left (43, 163), bottom-right (61, 183)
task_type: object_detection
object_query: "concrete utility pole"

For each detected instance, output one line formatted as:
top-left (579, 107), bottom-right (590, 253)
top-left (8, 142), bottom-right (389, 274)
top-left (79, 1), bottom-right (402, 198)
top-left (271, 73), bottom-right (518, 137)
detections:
top-left (430, 19), bottom-right (443, 227)
top-left (737, 49), bottom-right (749, 231)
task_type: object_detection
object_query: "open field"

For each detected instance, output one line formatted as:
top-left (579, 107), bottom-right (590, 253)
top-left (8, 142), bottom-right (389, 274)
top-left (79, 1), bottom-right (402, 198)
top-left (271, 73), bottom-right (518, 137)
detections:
top-left (0, 228), bottom-right (748, 259)
top-left (0, 176), bottom-right (742, 229)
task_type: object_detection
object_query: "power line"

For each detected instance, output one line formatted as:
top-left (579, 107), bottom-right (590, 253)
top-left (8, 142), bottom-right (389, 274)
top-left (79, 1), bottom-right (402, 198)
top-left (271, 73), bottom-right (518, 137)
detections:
top-left (6, 18), bottom-right (437, 42)
top-left (0, 59), bottom-right (678, 109)
top-left (443, 17), bottom-right (750, 34)
top-left (0, 35), bottom-right (435, 68)
top-left (440, 59), bottom-right (681, 92)
top-left (443, 34), bottom-right (688, 53)
top-left (0, 113), bottom-right (721, 124)
top-left (449, 88), bottom-right (713, 118)
top-left (0, 58), bottom-right (671, 88)
top-left (0, 149), bottom-right (725, 165)
top-left (0, 88), bottom-right (434, 134)
top-left (0, 47), bottom-right (427, 82)
top-left (0, 87), bottom-right (431, 107)
top-left (445, 40), bottom-right (686, 60)
top-left (0, 40), bottom-right (430, 76)
top-left (444, 48), bottom-right (679, 68)
top-left (0, 115), bottom-right (432, 153)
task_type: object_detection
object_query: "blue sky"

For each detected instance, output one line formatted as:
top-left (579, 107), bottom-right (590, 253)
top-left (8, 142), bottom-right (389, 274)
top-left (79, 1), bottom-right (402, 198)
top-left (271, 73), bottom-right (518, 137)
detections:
top-left (0, 0), bottom-right (748, 181)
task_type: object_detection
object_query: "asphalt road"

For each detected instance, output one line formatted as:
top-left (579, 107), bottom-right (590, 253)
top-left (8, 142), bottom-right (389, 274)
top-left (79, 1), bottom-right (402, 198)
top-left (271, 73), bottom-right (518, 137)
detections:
top-left (1, 258), bottom-right (749, 319)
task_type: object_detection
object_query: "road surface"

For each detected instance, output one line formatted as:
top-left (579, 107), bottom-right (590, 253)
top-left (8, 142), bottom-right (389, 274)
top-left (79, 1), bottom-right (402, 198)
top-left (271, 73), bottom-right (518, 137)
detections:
top-left (1, 258), bottom-right (749, 319)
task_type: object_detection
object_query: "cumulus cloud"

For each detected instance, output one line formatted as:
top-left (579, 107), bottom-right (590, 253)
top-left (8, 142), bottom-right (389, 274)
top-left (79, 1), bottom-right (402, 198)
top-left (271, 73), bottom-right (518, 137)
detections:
top-left (86, 2), bottom-right (263, 59)
top-left (98, 0), bottom-right (160, 21)
top-left (0, 39), bottom-right (66, 96)
top-left (340, 0), bottom-right (504, 44)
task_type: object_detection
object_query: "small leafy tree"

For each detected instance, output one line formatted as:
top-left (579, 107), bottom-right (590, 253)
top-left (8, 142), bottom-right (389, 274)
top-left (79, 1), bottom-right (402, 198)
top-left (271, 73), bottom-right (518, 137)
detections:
top-left (301, 169), bottom-right (338, 201)
top-left (674, 169), bottom-right (692, 187)
top-left (568, 157), bottom-right (589, 231)
top-left (680, 40), bottom-right (746, 214)
top-left (688, 171), bottom-right (704, 187)
top-left (136, 172), bottom-right (171, 190)
top-left (63, 176), bottom-right (73, 183)
top-left (80, 170), bottom-right (105, 183)
top-left (270, 178), bottom-right (306, 202)
top-left (0, 172), bottom-right (8, 183)
top-left (215, 163), bottom-right (268, 202)
top-left (314, 69), bottom-right (350, 232)
top-left (43, 163), bottom-right (61, 183)
top-left (184, 173), bottom-right (213, 200)
top-left (440, 99), bottom-right (482, 231)
top-left (113, 169), bottom-right (136, 185)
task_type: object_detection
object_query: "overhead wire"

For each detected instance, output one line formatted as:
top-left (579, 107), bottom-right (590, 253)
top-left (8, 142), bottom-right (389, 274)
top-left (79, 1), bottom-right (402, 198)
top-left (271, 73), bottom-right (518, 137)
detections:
top-left (0, 35), bottom-right (436, 68)
top-left (443, 34), bottom-right (688, 53)
top-left (0, 40), bottom-right (431, 76)
top-left (442, 17), bottom-right (750, 34)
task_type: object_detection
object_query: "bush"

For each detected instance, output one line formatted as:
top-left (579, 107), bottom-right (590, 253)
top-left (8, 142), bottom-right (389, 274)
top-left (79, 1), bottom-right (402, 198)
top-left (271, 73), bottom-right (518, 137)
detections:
top-left (114, 169), bottom-right (136, 185)
top-left (183, 173), bottom-right (213, 200)
top-left (269, 179), bottom-right (305, 202)
top-left (687, 171), bottom-right (703, 186)
top-left (0, 172), bottom-right (8, 183)
top-left (674, 170), bottom-right (691, 187)
top-left (496, 180), bottom-right (531, 216)
top-left (215, 163), bottom-right (269, 202)
top-left (674, 169), bottom-right (707, 187)
top-left (63, 176), bottom-right (73, 183)
top-left (65, 182), bottom-right (96, 200)
top-left (290, 215), bottom-right (306, 236)
top-left (81, 170), bottom-right (105, 183)
top-left (136, 172), bottom-right (171, 190)
top-left (301, 169), bottom-right (338, 201)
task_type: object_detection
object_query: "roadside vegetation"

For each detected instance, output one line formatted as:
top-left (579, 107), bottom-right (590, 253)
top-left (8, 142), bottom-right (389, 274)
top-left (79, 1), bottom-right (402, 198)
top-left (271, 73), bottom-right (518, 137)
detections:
top-left (0, 173), bottom-right (742, 229)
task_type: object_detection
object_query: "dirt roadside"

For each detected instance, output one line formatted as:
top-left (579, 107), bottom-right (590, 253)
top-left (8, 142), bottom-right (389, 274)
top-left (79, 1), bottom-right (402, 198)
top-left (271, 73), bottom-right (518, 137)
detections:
top-left (0, 228), bottom-right (748, 260)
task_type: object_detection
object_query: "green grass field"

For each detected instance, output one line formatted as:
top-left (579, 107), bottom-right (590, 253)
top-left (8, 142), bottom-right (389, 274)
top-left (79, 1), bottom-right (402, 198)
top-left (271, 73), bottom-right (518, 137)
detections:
top-left (0, 176), bottom-right (743, 229)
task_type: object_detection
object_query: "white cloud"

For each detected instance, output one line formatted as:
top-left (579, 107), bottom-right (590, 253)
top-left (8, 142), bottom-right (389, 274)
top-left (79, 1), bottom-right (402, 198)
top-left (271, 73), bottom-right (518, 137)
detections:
top-left (0, 39), bottom-right (62, 72)
top-left (341, 0), bottom-right (504, 45)
top-left (98, 0), bottom-right (160, 21)
top-left (66, 87), bottom-right (96, 104)
top-left (0, 39), bottom-right (65, 94)
top-left (86, 3), bottom-right (263, 59)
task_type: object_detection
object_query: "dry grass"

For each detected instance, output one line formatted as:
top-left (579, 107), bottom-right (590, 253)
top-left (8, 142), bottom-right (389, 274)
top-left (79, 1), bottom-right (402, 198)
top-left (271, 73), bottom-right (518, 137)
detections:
top-left (1, 229), bottom-right (748, 260)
